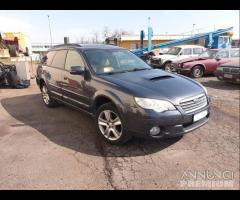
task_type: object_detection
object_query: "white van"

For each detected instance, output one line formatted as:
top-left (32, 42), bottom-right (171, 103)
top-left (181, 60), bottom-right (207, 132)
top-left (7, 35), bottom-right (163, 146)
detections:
top-left (151, 45), bottom-right (205, 71)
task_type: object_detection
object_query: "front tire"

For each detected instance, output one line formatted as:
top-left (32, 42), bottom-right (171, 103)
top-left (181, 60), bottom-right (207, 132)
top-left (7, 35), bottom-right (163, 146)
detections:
top-left (164, 62), bottom-right (172, 72)
top-left (95, 103), bottom-right (131, 145)
top-left (41, 83), bottom-right (58, 108)
top-left (191, 65), bottom-right (204, 78)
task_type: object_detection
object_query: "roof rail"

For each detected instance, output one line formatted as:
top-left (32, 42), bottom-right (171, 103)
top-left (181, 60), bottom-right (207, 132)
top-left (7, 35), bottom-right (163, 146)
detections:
top-left (51, 43), bottom-right (82, 49)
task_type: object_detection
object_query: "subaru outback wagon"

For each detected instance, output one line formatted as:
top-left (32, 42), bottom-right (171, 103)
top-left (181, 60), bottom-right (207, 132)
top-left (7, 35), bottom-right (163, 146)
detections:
top-left (36, 44), bottom-right (210, 145)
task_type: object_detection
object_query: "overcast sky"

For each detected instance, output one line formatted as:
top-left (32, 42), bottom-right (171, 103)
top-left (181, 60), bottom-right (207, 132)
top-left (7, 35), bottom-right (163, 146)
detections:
top-left (0, 10), bottom-right (239, 44)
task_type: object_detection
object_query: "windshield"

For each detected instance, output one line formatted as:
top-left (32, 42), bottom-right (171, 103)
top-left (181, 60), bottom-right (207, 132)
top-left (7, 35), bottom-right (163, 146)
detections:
top-left (199, 50), bottom-right (218, 58)
top-left (166, 47), bottom-right (181, 55)
top-left (84, 49), bottom-right (151, 74)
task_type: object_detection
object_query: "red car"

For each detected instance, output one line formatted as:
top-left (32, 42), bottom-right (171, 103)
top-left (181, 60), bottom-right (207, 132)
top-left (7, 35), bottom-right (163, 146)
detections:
top-left (171, 48), bottom-right (239, 78)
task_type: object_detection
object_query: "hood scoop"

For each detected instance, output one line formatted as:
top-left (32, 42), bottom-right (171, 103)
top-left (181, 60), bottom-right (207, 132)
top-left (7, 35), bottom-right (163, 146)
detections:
top-left (149, 75), bottom-right (173, 81)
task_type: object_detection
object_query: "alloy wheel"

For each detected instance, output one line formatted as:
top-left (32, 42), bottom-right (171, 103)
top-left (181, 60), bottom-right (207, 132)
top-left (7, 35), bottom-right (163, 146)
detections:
top-left (98, 110), bottom-right (122, 141)
top-left (42, 85), bottom-right (50, 105)
top-left (194, 68), bottom-right (202, 77)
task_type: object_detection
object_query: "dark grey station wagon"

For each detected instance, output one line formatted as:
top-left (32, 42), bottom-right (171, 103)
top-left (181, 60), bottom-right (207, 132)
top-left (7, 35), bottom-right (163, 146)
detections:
top-left (36, 44), bottom-right (210, 145)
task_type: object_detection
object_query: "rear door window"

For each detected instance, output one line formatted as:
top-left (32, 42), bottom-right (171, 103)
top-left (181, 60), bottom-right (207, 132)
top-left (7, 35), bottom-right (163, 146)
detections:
top-left (182, 48), bottom-right (192, 55)
top-left (193, 48), bottom-right (204, 55)
top-left (51, 50), bottom-right (68, 69)
top-left (65, 50), bottom-right (85, 71)
top-left (230, 49), bottom-right (239, 57)
top-left (45, 51), bottom-right (56, 66)
top-left (217, 51), bottom-right (229, 58)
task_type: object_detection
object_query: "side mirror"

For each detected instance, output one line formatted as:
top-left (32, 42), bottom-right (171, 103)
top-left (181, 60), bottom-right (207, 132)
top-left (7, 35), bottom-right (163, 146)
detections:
top-left (70, 66), bottom-right (85, 75)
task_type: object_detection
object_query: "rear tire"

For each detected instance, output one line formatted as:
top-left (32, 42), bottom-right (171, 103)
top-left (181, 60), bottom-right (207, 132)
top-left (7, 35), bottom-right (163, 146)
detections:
top-left (191, 65), bottom-right (204, 78)
top-left (95, 103), bottom-right (132, 145)
top-left (41, 83), bottom-right (58, 108)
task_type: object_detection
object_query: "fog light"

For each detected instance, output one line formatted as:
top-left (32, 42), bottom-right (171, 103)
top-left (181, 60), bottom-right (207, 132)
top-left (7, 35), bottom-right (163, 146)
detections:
top-left (150, 126), bottom-right (161, 136)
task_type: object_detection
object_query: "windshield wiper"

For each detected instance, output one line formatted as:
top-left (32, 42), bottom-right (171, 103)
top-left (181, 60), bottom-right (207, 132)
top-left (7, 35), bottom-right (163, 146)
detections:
top-left (126, 68), bottom-right (150, 72)
top-left (100, 68), bottom-right (150, 75)
top-left (102, 70), bottom-right (128, 75)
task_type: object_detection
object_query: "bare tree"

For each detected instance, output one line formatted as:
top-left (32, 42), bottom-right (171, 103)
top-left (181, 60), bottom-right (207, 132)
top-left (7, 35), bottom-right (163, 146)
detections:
top-left (110, 29), bottom-right (130, 38)
top-left (93, 31), bottom-right (99, 43)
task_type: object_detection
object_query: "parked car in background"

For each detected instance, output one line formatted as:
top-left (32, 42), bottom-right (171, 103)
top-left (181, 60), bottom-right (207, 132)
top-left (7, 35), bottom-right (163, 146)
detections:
top-left (215, 58), bottom-right (240, 84)
top-left (36, 44), bottom-right (210, 145)
top-left (150, 45), bottom-right (205, 71)
top-left (171, 48), bottom-right (239, 78)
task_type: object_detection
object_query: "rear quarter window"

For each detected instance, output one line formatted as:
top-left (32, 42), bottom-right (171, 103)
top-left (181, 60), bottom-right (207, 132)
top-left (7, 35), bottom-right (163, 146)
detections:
top-left (50, 50), bottom-right (68, 69)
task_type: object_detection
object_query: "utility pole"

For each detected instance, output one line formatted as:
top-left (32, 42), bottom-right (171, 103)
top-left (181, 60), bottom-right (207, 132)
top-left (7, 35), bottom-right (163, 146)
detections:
top-left (147, 17), bottom-right (153, 51)
top-left (47, 15), bottom-right (53, 47)
top-left (192, 24), bottom-right (196, 36)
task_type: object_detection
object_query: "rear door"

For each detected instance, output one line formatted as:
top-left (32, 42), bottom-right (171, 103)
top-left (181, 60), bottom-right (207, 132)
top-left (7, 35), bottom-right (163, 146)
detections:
top-left (61, 50), bottom-right (91, 111)
top-left (44, 50), bottom-right (67, 100)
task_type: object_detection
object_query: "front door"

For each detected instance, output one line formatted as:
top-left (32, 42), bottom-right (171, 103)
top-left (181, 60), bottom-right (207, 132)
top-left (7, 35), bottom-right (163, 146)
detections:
top-left (61, 50), bottom-right (91, 111)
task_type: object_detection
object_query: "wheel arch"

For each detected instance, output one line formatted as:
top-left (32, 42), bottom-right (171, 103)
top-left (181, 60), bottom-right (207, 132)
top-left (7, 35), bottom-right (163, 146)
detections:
top-left (39, 78), bottom-right (46, 91)
top-left (92, 90), bottom-right (125, 114)
top-left (163, 60), bottom-right (172, 66)
top-left (192, 64), bottom-right (206, 72)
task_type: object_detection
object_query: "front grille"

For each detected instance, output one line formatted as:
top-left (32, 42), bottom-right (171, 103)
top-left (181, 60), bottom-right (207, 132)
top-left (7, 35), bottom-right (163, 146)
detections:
top-left (180, 94), bottom-right (208, 113)
top-left (223, 68), bottom-right (230, 73)
top-left (151, 59), bottom-right (161, 65)
top-left (223, 67), bottom-right (240, 74)
top-left (231, 68), bottom-right (240, 74)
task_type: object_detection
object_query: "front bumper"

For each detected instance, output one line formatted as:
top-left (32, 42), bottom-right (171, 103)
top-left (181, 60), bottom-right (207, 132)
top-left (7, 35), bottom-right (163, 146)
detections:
top-left (150, 59), bottom-right (164, 68)
top-left (171, 63), bottom-right (191, 74)
top-left (215, 70), bottom-right (240, 84)
top-left (125, 103), bottom-right (210, 139)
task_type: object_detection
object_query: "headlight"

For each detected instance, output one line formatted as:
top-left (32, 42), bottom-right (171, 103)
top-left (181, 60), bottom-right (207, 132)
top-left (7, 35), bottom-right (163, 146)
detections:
top-left (134, 97), bottom-right (176, 112)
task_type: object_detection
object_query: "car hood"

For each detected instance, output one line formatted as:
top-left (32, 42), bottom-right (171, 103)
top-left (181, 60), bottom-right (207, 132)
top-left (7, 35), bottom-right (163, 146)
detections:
top-left (219, 58), bottom-right (240, 68)
top-left (99, 69), bottom-right (204, 105)
top-left (152, 54), bottom-right (176, 60)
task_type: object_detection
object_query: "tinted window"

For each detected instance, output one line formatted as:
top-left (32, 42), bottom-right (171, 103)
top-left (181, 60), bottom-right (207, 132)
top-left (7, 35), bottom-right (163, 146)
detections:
top-left (182, 48), bottom-right (192, 55)
top-left (45, 51), bottom-right (56, 66)
top-left (51, 50), bottom-right (68, 68)
top-left (217, 51), bottom-right (229, 58)
top-left (230, 49), bottom-right (239, 57)
top-left (193, 48), bottom-right (203, 54)
top-left (65, 50), bottom-right (85, 71)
